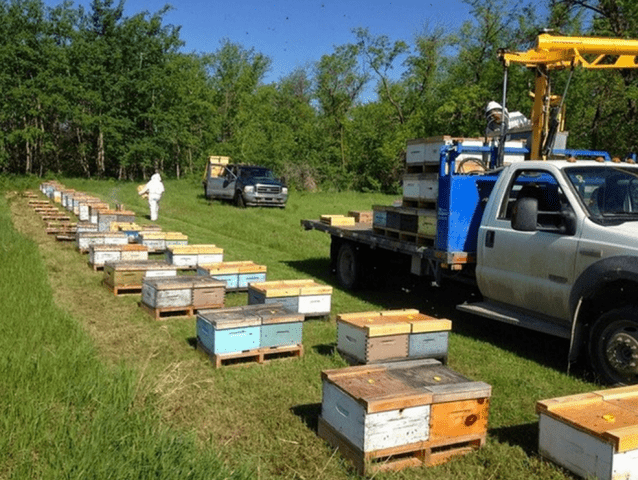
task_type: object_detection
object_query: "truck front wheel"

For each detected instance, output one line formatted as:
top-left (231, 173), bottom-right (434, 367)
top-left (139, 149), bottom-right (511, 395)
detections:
top-left (589, 306), bottom-right (638, 385)
top-left (234, 192), bottom-right (246, 208)
top-left (336, 243), bottom-right (361, 290)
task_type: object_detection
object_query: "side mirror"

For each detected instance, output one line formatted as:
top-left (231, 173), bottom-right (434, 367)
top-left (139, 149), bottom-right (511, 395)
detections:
top-left (560, 207), bottom-right (577, 236)
top-left (512, 197), bottom-right (538, 232)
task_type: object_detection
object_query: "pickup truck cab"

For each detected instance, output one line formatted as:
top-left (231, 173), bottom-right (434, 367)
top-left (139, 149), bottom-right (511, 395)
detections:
top-left (465, 159), bottom-right (638, 385)
top-left (204, 163), bottom-right (288, 208)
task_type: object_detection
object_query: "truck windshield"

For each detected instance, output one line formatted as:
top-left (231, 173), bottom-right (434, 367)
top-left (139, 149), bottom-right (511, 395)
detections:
top-left (239, 167), bottom-right (276, 180)
top-left (565, 165), bottom-right (638, 220)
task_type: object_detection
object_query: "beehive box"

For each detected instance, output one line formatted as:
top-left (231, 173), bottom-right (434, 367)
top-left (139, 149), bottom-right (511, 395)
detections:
top-left (76, 231), bottom-right (128, 252)
top-left (137, 232), bottom-right (167, 252)
top-left (348, 210), bottom-right (373, 223)
top-left (319, 359), bottom-right (491, 475)
top-left (536, 386), bottom-right (638, 480)
top-left (197, 307), bottom-right (262, 354)
top-left (76, 222), bottom-right (99, 234)
top-left (97, 209), bottom-right (135, 232)
top-left (254, 304), bottom-right (304, 348)
top-left (89, 203), bottom-right (111, 224)
top-left (78, 200), bottom-right (107, 221)
top-left (142, 276), bottom-right (192, 309)
top-left (88, 244), bottom-right (149, 269)
top-left (320, 214), bottom-right (356, 227)
top-left (165, 232), bottom-right (188, 248)
top-left (103, 261), bottom-right (179, 291)
top-left (196, 303), bottom-right (303, 354)
top-left (248, 279), bottom-right (332, 317)
top-left (403, 173), bottom-right (438, 202)
top-left (166, 245), bottom-right (223, 267)
top-left (337, 309), bottom-right (451, 364)
top-left (197, 261), bottom-right (266, 291)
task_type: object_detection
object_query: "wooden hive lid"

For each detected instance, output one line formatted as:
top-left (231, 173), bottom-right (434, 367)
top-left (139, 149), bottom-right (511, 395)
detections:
top-left (249, 303), bottom-right (304, 324)
top-left (190, 276), bottom-right (226, 289)
top-left (169, 244), bottom-right (222, 255)
top-left (197, 306), bottom-right (261, 329)
top-left (322, 359), bottom-right (491, 413)
top-left (250, 279), bottom-right (330, 297)
top-left (139, 232), bottom-right (166, 239)
top-left (536, 385), bottom-right (638, 453)
top-left (164, 232), bottom-right (188, 240)
top-left (105, 260), bottom-right (174, 271)
top-left (336, 309), bottom-right (418, 336)
top-left (122, 244), bottom-right (148, 252)
top-left (143, 276), bottom-right (189, 290)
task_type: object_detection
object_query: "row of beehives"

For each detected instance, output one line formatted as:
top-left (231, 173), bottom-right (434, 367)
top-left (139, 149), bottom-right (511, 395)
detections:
top-left (34, 183), bottom-right (638, 479)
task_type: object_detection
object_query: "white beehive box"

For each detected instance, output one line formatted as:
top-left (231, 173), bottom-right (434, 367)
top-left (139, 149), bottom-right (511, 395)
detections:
top-left (537, 386), bottom-right (638, 480)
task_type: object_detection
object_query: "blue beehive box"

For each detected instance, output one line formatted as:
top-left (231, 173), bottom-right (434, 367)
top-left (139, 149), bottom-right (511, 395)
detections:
top-left (252, 304), bottom-right (304, 348)
top-left (196, 307), bottom-right (261, 354)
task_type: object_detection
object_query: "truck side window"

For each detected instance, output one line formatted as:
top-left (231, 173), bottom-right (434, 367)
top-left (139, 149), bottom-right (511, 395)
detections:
top-left (498, 170), bottom-right (570, 232)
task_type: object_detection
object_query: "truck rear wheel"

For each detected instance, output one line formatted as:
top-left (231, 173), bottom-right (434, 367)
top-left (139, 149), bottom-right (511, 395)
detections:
top-left (336, 243), bottom-right (361, 290)
top-left (589, 306), bottom-right (638, 385)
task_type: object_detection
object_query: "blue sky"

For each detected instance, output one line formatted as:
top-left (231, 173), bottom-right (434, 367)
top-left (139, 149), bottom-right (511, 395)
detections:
top-left (42, 0), bottom-right (476, 100)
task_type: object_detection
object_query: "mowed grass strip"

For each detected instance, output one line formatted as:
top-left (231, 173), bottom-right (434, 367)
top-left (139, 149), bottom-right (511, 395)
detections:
top-left (7, 177), bottom-right (599, 479)
top-left (0, 191), bottom-right (251, 480)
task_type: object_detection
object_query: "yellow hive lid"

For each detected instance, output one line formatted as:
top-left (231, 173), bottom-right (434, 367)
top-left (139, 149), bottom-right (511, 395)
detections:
top-left (250, 279), bottom-right (330, 297)
top-left (169, 244), bottom-right (222, 254)
top-left (164, 232), bottom-right (188, 240)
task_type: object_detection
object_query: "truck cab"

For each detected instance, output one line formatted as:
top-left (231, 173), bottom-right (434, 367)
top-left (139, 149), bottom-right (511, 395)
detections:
top-left (465, 159), bottom-right (638, 385)
top-left (204, 161), bottom-right (288, 208)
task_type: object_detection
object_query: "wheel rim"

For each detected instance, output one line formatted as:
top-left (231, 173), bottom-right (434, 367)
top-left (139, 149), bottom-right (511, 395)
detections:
top-left (601, 321), bottom-right (638, 377)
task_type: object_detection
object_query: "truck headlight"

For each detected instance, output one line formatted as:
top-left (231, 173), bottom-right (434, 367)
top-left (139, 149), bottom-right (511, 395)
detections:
top-left (244, 185), bottom-right (255, 193)
top-left (282, 187), bottom-right (288, 195)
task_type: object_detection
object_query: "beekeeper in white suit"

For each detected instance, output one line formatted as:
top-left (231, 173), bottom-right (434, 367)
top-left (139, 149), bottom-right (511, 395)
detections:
top-left (138, 173), bottom-right (165, 221)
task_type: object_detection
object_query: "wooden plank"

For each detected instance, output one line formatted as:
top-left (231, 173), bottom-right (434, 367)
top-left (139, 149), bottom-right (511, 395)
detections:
top-left (197, 340), bottom-right (303, 368)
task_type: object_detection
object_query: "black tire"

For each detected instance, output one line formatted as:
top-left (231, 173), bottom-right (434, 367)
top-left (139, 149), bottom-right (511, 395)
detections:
top-left (234, 192), bottom-right (246, 208)
top-left (336, 242), bottom-right (360, 290)
top-left (588, 306), bottom-right (638, 385)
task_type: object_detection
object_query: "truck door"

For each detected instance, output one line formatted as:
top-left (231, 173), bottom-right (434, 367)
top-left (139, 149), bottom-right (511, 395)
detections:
top-left (207, 166), bottom-right (236, 199)
top-left (476, 168), bottom-right (579, 322)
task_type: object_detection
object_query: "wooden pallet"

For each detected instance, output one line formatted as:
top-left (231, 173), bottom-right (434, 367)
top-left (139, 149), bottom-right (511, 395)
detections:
top-left (402, 198), bottom-right (437, 209)
top-left (405, 164), bottom-right (439, 175)
top-left (103, 281), bottom-right (143, 296)
top-left (41, 215), bottom-right (71, 221)
top-left (197, 339), bottom-right (304, 368)
top-left (55, 234), bottom-right (76, 242)
top-left (372, 227), bottom-right (435, 247)
top-left (336, 348), bottom-right (448, 366)
top-left (318, 417), bottom-right (485, 475)
top-left (139, 301), bottom-right (224, 320)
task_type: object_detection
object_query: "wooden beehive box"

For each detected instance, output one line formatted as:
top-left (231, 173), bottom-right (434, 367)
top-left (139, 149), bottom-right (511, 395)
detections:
top-left (348, 210), bottom-right (373, 223)
top-left (536, 386), bottom-right (638, 480)
top-left (137, 232), bottom-right (166, 252)
top-left (319, 359), bottom-right (491, 475)
top-left (166, 244), bottom-right (223, 267)
top-left (78, 199), bottom-right (106, 221)
top-left (248, 279), bottom-right (332, 317)
top-left (253, 303), bottom-right (304, 348)
top-left (403, 173), bottom-right (438, 202)
top-left (76, 231), bottom-right (128, 253)
top-left (89, 203), bottom-right (110, 224)
top-left (337, 309), bottom-right (451, 364)
top-left (76, 222), bottom-right (99, 234)
top-left (142, 276), bottom-right (193, 309)
top-left (103, 261), bottom-right (178, 290)
top-left (197, 261), bottom-right (267, 291)
top-left (164, 232), bottom-right (188, 247)
top-left (320, 214), bottom-right (356, 227)
top-left (190, 275), bottom-right (226, 308)
top-left (88, 244), bottom-right (149, 269)
top-left (97, 209), bottom-right (135, 232)
top-left (197, 307), bottom-right (262, 355)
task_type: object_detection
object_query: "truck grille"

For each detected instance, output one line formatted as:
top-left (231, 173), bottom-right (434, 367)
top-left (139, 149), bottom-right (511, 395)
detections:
top-left (256, 185), bottom-right (281, 194)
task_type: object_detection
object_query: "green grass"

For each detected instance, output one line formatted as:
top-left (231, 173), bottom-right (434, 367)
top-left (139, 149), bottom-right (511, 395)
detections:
top-left (2, 176), bottom-right (601, 479)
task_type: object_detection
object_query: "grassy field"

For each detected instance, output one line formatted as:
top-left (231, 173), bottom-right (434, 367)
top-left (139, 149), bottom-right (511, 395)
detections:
top-left (2, 174), bottom-right (599, 479)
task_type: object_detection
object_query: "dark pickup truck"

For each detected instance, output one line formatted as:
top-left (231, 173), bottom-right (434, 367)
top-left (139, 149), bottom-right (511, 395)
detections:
top-left (203, 163), bottom-right (288, 208)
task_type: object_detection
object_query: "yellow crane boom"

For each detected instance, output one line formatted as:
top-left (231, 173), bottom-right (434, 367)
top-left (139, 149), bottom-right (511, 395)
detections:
top-left (498, 33), bottom-right (638, 159)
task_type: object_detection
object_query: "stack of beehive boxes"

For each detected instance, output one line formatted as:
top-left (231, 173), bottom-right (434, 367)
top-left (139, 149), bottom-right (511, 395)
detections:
top-left (165, 244), bottom-right (224, 267)
top-left (140, 276), bottom-right (226, 319)
top-left (318, 358), bottom-right (491, 475)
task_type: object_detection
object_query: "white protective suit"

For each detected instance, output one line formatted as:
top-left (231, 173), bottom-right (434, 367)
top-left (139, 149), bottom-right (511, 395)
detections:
top-left (139, 173), bottom-right (165, 221)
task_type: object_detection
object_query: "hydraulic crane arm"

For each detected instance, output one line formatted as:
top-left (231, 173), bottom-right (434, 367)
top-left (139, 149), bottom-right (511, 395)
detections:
top-left (498, 33), bottom-right (638, 159)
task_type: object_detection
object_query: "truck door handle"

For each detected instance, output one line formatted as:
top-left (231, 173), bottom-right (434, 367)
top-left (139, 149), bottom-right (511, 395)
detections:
top-left (485, 230), bottom-right (495, 248)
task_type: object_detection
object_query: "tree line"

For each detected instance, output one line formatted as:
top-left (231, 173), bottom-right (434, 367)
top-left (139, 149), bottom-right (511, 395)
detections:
top-left (1, 0), bottom-right (637, 192)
